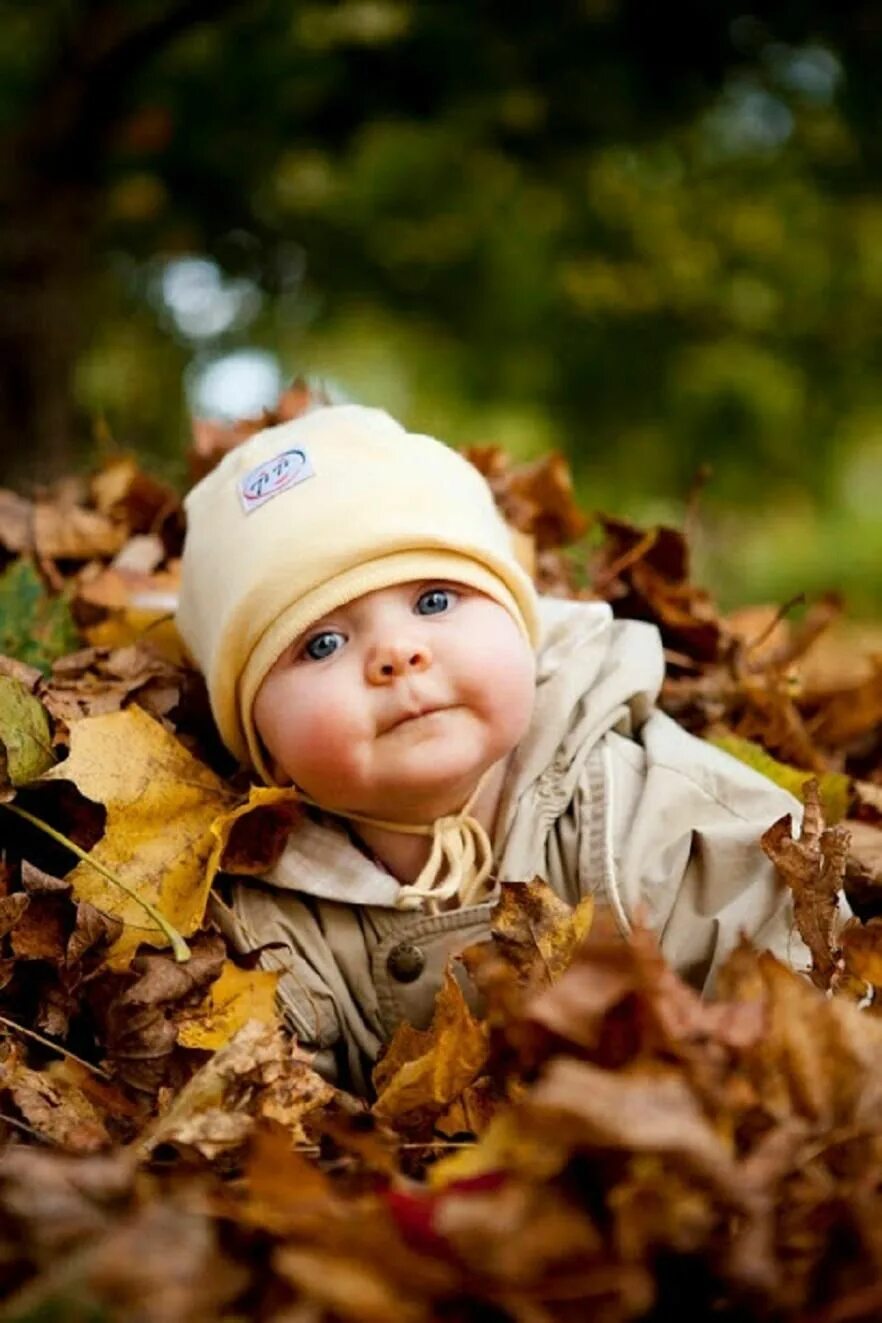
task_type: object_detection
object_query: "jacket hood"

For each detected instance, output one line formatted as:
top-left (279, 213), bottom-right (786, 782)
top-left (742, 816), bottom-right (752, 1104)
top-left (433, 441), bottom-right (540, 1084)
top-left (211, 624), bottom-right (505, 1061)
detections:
top-left (518, 595), bottom-right (666, 781)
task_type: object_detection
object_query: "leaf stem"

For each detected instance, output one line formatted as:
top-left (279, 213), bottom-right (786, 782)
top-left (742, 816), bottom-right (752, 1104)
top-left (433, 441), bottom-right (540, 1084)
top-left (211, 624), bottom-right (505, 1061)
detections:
top-left (0, 1011), bottom-right (113, 1080)
top-left (1, 802), bottom-right (190, 962)
top-left (0, 1111), bottom-right (49, 1144)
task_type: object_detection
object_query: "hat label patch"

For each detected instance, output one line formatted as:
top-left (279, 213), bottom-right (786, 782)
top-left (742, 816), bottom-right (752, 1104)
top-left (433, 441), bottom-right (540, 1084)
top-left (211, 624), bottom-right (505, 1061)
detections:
top-left (238, 447), bottom-right (314, 513)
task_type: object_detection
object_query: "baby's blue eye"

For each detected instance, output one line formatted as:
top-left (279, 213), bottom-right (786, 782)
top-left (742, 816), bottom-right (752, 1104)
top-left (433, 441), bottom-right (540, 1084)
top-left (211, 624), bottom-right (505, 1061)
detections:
top-left (416, 587), bottom-right (456, 616)
top-left (303, 630), bottom-right (344, 661)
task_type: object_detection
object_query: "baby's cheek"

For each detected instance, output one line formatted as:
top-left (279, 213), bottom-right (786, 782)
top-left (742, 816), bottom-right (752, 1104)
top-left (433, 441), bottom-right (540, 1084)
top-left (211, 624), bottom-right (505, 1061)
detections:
top-left (464, 642), bottom-right (535, 740)
top-left (291, 708), bottom-right (366, 787)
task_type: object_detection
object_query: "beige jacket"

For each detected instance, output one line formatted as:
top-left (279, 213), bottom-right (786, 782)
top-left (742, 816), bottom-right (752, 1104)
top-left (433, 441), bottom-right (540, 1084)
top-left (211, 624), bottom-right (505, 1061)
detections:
top-left (212, 597), bottom-right (811, 1094)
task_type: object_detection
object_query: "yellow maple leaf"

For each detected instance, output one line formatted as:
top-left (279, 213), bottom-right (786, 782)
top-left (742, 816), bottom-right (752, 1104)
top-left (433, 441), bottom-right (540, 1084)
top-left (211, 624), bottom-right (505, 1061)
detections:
top-left (42, 706), bottom-right (236, 968)
top-left (176, 960), bottom-right (280, 1050)
top-left (372, 969), bottom-right (489, 1123)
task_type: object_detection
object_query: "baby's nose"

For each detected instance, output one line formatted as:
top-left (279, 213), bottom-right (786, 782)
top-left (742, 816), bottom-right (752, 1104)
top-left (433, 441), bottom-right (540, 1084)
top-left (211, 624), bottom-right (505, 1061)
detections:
top-left (365, 639), bottom-right (432, 684)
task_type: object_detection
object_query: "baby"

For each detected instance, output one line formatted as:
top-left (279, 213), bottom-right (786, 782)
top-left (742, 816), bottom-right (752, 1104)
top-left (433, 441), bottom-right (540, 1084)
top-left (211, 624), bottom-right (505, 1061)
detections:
top-left (177, 404), bottom-right (809, 1093)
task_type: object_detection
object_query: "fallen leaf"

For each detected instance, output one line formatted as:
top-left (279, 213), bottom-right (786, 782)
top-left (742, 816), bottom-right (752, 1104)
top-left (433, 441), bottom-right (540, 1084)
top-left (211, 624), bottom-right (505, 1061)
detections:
top-left (0, 892), bottom-right (29, 939)
top-left (66, 899), bottom-right (124, 966)
top-left (806, 656), bottom-right (882, 748)
top-left (711, 732), bottom-right (850, 824)
top-left (844, 818), bottom-right (882, 919)
top-left (176, 960), bottom-right (280, 1050)
top-left (99, 933), bottom-right (226, 1091)
top-left (373, 969), bottom-right (489, 1127)
top-left (761, 780), bottom-right (848, 988)
top-left (0, 1144), bottom-right (136, 1260)
top-left (466, 447), bottom-right (590, 550)
top-left (139, 1019), bottom-right (333, 1156)
top-left (593, 516), bottom-right (722, 662)
top-left (234, 1119), bottom-right (333, 1234)
top-left (0, 559), bottom-right (80, 673)
top-left (82, 1200), bottom-right (248, 1323)
top-left (21, 859), bottom-right (72, 894)
top-left (837, 918), bottom-right (882, 989)
top-left (0, 674), bottom-right (54, 786)
top-left (473, 879), bottom-right (594, 987)
top-left (41, 642), bottom-right (187, 740)
top-left (188, 377), bottom-right (329, 480)
top-left (430, 1108), bottom-right (558, 1188)
top-left (0, 652), bottom-right (42, 691)
top-left (9, 893), bottom-right (69, 960)
top-left (41, 706), bottom-right (237, 966)
top-left (33, 498), bottom-right (126, 561)
top-left (273, 1242), bottom-right (428, 1323)
top-left (3, 1053), bottom-right (111, 1152)
top-left (208, 784), bottom-right (305, 877)
top-left (519, 916), bottom-right (764, 1067)
top-left (526, 1058), bottom-right (741, 1194)
top-left (721, 946), bottom-right (882, 1130)
top-left (90, 454), bottom-right (179, 534)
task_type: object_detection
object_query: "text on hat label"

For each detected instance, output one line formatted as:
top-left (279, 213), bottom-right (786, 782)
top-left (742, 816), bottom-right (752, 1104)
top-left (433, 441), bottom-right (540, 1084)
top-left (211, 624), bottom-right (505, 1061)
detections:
top-left (238, 447), bottom-right (315, 513)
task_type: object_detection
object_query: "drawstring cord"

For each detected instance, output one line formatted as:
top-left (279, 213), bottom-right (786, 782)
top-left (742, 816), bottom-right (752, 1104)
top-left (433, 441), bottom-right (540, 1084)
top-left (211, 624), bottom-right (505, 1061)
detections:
top-left (296, 767), bottom-right (495, 912)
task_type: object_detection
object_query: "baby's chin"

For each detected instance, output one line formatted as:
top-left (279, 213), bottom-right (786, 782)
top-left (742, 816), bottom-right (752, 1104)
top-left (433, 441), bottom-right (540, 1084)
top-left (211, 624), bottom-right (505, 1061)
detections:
top-left (321, 753), bottom-right (497, 817)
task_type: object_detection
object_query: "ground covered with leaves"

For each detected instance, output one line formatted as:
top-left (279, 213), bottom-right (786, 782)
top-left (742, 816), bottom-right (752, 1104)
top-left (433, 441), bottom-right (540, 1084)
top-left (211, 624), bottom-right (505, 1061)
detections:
top-left (3, 391), bottom-right (882, 1320)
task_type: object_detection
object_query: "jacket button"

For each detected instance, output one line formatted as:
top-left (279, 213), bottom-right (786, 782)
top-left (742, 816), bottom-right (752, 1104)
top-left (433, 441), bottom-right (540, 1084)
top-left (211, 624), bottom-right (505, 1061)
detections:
top-left (387, 942), bottom-right (426, 983)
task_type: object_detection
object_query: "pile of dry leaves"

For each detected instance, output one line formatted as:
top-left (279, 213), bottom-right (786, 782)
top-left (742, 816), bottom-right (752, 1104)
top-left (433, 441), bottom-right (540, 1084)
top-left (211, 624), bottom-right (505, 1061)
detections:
top-left (2, 386), bottom-right (882, 1321)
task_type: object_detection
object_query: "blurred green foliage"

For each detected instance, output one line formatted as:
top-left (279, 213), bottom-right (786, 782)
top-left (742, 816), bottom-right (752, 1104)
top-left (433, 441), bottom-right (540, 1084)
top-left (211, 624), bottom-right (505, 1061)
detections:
top-left (0, 561), bottom-right (79, 673)
top-left (3, 2), bottom-right (882, 611)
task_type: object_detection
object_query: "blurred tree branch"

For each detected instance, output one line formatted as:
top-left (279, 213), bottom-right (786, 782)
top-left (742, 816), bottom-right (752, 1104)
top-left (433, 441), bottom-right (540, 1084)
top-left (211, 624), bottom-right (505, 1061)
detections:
top-left (0, 0), bottom-right (248, 476)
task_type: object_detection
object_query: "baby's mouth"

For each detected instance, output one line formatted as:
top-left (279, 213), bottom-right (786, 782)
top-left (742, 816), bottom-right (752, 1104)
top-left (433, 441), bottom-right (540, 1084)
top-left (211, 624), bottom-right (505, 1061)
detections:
top-left (383, 704), bottom-right (455, 734)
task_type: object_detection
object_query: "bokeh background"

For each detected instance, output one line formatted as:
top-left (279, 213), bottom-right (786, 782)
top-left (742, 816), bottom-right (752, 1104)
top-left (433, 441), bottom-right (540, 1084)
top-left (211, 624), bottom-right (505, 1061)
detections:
top-left (3, 1), bottom-right (882, 612)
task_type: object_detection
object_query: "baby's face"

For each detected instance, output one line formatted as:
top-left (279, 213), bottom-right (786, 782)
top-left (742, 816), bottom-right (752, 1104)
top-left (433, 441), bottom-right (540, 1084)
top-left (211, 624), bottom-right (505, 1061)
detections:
top-left (252, 580), bottom-right (536, 820)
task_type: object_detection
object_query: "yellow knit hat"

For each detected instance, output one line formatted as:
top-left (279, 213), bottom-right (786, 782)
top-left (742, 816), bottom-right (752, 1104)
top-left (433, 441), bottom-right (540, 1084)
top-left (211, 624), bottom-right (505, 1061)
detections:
top-left (176, 404), bottom-right (540, 782)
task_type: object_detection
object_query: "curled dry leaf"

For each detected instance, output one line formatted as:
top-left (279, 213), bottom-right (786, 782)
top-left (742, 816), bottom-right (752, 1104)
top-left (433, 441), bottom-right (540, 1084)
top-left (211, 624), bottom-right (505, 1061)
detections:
top-left (33, 498), bottom-right (126, 562)
top-left (175, 960), bottom-right (280, 1050)
top-left (9, 892), bottom-right (69, 961)
top-left (188, 377), bottom-right (329, 480)
top-left (593, 516), bottom-right (722, 662)
top-left (209, 784), bottom-right (305, 876)
top-left (761, 779), bottom-right (848, 988)
top-left (89, 454), bottom-right (179, 534)
top-left (372, 970), bottom-right (489, 1129)
top-left (470, 878), bottom-right (594, 988)
top-left (99, 932), bottom-right (226, 1092)
top-left (0, 892), bottom-right (29, 939)
top-left (66, 899), bottom-right (124, 966)
top-left (139, 1019), bottom-right (334, 1159)
top-left (2, 1051), bottom-right (111, 1153)
top-left (41, 641), bottom-right (187, 741)
top-left (466, 446), bottom-right (590, 551)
